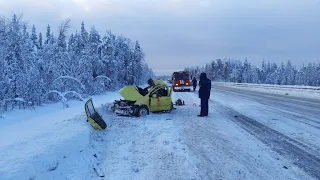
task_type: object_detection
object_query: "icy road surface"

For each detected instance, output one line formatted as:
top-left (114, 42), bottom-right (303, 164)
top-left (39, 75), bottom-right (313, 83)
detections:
top-left (1, 84), bottom-right (319, 180)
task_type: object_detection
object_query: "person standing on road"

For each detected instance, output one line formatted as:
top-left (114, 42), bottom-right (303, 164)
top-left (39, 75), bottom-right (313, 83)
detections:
top-left (198, 73), bottom-right (211, 117)
top-left (192, 77), bottom-right (197, 91)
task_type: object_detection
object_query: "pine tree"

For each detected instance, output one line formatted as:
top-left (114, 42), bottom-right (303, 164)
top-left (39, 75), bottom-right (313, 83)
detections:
top-left (268, 62), bottom-right (279, 85)
top-left (114, 36), bottom-right (130, 85)
top-left (285, 60), bottom-right (296, 85)
top-left (66, 33), bottom-right (80, 78)
top-left (38, 32), bottom-right (43, 49)
top-left (57, 19), bottom-right (69, 52)
top-left (80, 21), bottom-right (88, 51)
top-left (216, 59), bottom-right (224, 80)
top-left (242, 59), bottom-right (251, 83)
top-left (260, 59), bottom-right (267, 83)
top-left (251, 67), bottom-right (260, 84)
top-left (31, 25), bottom-right (38, 49)
top-left (0, 18), bottom-right (7, 108)
top-left (5, 14), bottom-right (24, 101)
top-left (305, 63), bottom-right (316, 86)
top-left (88, 27), bottom-right (103, 92)
top-left (78, 49), bottom-right (94, 93)
top-left (210, 60), bottom-right (216, 80)
top-left (279, 62), bottom-right (286, 85)
top-left (45, 24), bottom-right (51, 44)
top-left (131, 40), bottom-right (145, 85)
top-left (222, 61), bottom-right (229, 81)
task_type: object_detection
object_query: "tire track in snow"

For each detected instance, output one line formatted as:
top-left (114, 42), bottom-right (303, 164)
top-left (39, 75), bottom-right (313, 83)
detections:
top-left (214, 86), bottom-right (320, 126)
top-left (99, 101), bottom-right (200, 180)
top-left (212, 100), bottom-right (320, 180)
top-left (213, 86), bottom-right (320, 152)
top-left (175, 92), bottom-right (283, 180)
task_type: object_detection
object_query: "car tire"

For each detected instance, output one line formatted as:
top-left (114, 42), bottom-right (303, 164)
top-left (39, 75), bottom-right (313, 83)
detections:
top-left (136, 106), bottom-right (149, 117)
top-left (171, 102), bottom-right (174, 110)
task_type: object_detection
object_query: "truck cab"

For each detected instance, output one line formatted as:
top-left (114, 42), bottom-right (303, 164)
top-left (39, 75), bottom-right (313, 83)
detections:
top-left (172, 71), bottom-right (191, 92)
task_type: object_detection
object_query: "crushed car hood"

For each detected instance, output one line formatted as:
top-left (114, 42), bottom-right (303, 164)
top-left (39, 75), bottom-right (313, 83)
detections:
top-left (118, 85), bottom-right (143, 101)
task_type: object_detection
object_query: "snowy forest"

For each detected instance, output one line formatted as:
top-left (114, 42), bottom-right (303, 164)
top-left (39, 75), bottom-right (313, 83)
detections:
top-left (0, 14), bottom-right (154, 112)
top-left (185, 58), bottom-right (320, 86)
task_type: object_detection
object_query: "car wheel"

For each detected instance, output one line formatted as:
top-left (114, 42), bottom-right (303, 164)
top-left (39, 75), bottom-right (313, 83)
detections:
top-left (136, 106), bottom-right (149, 117)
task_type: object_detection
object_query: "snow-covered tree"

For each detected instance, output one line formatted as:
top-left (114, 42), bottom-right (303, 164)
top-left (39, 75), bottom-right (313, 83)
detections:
top-left (80, 21), bottom-right (88, 50)
top-left (31, 25), bottom-right (38, 49)
top-left (0, 14), bottom-right (154, 112)
top-left (38, 32), bottom-right (43, 49)
top-left (101, 30), bottom-right (117, 87)
top-left (185, 57), bottom-right (319, 87)
top-left (44, 24), bottom-right (51, 44)
top-left (242, 59), bottom-right (252, 83)
top-left (4, 14), bottom-right (25, 102)
top-left (131, 40), bottom-right (145, 85)
top-left (229, 60), bottom-right (243, 83)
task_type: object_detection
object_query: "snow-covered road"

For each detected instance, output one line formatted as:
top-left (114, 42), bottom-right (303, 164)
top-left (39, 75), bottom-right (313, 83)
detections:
top-left (1, 84), bottom-right (319, 180)
top-left (97, 86), bottom-right (318, 180)
top-left (212, 84), bottom-right (320, 179)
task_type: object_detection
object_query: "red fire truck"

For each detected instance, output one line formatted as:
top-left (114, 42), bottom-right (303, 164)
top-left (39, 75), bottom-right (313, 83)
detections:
top-left (172, 71), bottom-right (191, 92)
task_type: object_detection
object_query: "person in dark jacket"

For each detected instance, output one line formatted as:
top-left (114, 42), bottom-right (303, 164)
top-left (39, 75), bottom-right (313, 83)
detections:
top-left (192, 77), bottom-right (197, 91)
top-left (198, 73), bottom-right (211, 117)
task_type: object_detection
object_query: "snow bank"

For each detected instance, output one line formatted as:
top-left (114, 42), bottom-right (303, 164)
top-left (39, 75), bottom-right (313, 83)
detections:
top-left (0, 92), bottom-right (121, 180)
top-left (214, 82), bottom-right (320, 100)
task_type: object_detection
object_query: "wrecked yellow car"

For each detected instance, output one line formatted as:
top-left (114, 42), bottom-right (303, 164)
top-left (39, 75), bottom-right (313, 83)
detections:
top-left (112, 79), bottom-right (174, 117)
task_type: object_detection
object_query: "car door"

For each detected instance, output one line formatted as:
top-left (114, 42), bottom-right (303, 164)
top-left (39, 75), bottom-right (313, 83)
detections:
top-left (149, 87), bottom-right (171, 111)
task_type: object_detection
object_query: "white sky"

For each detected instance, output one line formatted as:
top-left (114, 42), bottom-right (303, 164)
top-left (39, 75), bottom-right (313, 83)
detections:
top-left (1, 0), bottom-right (320, 75)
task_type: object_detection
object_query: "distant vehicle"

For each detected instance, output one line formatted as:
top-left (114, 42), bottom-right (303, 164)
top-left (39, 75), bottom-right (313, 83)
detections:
top-left (172, 71), bottom-right (191, 92)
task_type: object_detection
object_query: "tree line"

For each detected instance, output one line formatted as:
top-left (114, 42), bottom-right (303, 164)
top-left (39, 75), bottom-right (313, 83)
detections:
top-left (185, 58), bottom-right (320, 86)
top-left (0, 14), bottom-right (154, 112)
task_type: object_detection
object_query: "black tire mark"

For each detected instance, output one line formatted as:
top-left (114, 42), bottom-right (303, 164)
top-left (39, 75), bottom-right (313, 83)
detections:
top-left (213, 101), bottom-right (320, 180)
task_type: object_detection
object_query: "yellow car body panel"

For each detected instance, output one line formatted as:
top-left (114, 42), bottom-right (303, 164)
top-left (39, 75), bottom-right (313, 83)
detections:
top-left (149, 96), bottom-right (172, 112)
top-left (118, 85), bottom-right (143, 101)
top-left (87, 117), bottom-right (104, 130)
top-left (84, 98), bottom-right (107, 130)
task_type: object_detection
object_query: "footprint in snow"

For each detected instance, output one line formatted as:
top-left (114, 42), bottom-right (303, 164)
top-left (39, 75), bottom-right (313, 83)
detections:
top-left (131, 167), bottom-right (140, 173)
top-left (163, 140), bottom-right (170, 145)
top-left (47, 162), bottom-right (59, 172)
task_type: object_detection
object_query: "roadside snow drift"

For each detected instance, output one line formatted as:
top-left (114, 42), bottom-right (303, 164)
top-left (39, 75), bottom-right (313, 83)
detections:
top-left (0, 92), bottom-right (120, 180)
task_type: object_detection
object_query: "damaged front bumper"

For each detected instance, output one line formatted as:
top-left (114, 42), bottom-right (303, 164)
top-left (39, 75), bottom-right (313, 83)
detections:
top-left (112, 100), bottom-right (135, 116)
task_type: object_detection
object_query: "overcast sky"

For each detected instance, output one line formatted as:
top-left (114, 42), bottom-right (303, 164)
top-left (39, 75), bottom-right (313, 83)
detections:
top-left (1, 0), bottom-right (320, 75)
